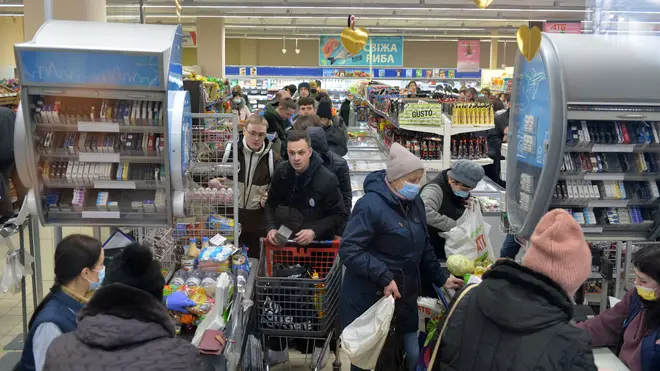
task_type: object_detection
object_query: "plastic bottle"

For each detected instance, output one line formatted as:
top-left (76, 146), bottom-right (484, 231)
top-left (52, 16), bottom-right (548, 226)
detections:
top-left (312, 271), bottom-right (324, 319)
top-left (188, 237), bottom-right (199, 258)
top-left (201, 237), bottom-right (209, 251)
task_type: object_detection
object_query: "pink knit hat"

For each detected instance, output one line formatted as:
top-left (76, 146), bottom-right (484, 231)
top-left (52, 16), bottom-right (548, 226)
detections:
top-left (522, 209), bottom-right (592, 297)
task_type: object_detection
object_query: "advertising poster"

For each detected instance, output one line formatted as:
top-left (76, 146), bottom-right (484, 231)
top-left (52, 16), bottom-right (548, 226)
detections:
top-left (319, 36), bottom-right (403, 67)
top-left (543, 22), bottom-right (582, 34)
top-left (182, 31), bottom-right (197, 47)
top-left (457, 40), bottom-right (480, 72)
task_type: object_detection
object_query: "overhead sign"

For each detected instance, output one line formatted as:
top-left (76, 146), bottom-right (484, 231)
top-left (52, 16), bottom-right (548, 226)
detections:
top-left (457, 40), bottom-right (480, 72)
top-left (398, 103), bottom-right (444, 126)
top-left (319, 36), bottom-right (403, 67)
top-left (182, 31), bottom-right (197, 47)
top-left (543, 22), bottom-right (582, 34)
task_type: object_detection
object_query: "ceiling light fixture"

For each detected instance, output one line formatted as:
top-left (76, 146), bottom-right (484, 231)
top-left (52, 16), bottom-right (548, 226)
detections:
top-left (295, 39), bottom-right (300, 54)
top-left (282, 37), bottom-right (287, 54)
top-left (135, 14), bottom-right (552, 22)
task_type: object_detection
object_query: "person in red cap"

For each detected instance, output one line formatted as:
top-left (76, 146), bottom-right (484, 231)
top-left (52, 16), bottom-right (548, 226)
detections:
top-left (432, 209), bottom-right (597, 371)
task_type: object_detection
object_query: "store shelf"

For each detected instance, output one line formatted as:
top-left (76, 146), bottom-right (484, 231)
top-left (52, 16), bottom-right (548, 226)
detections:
top-left (37, 122), bottom-right (166, 134)
top-left (559, 172), bottom-right (660, 181)
top-left (551, 198), bottom-right (659, 208)
top-left (46, 209), bottom-right (168, 226)
top-left (360, 98), bottom-right (399, 127)
top-left (43, 180), bottom-right (165, 190)
top-left (580, 222), bottom-right (654, 241)
top-left (453, 158), bottom-right (493, 166)
top-left (39, 152), bottom-right (165, 163)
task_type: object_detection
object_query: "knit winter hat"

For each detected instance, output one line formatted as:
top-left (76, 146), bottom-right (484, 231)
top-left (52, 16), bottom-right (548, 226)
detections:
top-left (298, 82), bottom-right (311, 91)
top-left (386, 143), bottom-right (424, 182)
top-left (522, 209), bottom-right (592, 297)
top-left (104, 243), bottom-right (165, 302)
top-left (317, 98), bottom-right (333, 120)
top-left (310, 81), bottom-right (318, 89)
top-left (448, 159), bottom-right (485, 188)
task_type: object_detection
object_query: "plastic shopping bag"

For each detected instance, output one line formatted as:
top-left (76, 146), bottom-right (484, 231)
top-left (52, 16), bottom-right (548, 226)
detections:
top-left (340, 295), bottom-right (396, 370)
top-left (442, 200), bottom-right (495, 264)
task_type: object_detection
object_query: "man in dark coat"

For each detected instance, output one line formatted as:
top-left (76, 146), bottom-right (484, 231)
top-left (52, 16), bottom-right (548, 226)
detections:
top-left (308, 127), bottom-right (352, 234)
top-left (263, 97), bottom-right (296, 159)
top-left (434, 209), bottom-right (597, 371)
top-left (265, 130), bottom-right (346, 244)
top-left (485, 100), bottom-right (508, 188)
top-left (316, 97), bottom-right (348, 156)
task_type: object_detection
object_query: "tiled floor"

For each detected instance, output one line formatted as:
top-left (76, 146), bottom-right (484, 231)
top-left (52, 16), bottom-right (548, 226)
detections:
top-left (0, 226), bottom-right (352, 370)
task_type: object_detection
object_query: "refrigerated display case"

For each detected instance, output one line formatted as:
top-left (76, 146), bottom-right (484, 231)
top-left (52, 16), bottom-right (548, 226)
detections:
top-left (506, 33), bottom-right (660, 241)
top-left (13, 20), bottom-right (190, 227)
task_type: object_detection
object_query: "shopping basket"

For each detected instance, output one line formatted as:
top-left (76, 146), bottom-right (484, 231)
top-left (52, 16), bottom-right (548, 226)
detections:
top-left (255, 238), bottom-right (341, 338)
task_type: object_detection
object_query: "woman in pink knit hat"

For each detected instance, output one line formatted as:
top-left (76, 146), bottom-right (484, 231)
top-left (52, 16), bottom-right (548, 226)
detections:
top-left (432, 209), bottom-right (598, 371)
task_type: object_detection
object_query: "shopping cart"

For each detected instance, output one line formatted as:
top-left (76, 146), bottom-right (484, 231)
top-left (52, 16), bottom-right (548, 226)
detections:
top-left (255, 238), bottom-right (342, 371)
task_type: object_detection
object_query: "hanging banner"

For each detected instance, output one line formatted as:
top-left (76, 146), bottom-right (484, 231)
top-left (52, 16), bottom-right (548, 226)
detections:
top-left (319, 36), bottom-right (403, 67)
top-left (182, 31), bottom-right (197, 47)
top-left (543, 22), bottom-right (582, 34)
top-left (457, 40), bottom-right (480, 72)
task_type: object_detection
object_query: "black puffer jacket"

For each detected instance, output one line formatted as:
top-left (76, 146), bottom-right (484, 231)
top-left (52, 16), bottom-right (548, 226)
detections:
top-left (265, 151), bottom-right (347, 240)
top-left (434, 259), bottom-right (597, 371)
top-left (308, 127), bottom-right (352, 215)
top-left (43, 284), bottom-right (203, 371)
top-left (325, 116), bottom-right (348, 156)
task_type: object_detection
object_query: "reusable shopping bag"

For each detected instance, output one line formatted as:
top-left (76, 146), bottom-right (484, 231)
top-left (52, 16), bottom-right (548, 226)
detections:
top-left (340, 295), bottom-right (396, 370)
top-left (442, 200), bottom-right (496, 264)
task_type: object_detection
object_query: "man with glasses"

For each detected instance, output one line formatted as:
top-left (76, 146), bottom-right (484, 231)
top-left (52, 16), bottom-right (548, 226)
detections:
top-left (218, 113), bottom-right (278, 258)
top-left (420, 159), bottom-right (484, 296)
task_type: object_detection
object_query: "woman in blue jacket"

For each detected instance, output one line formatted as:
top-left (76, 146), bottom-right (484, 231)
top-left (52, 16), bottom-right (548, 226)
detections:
top-left (339, 143), bottom-right (464, 371)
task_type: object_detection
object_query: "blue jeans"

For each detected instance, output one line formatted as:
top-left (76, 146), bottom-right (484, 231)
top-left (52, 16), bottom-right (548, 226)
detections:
top-left (500, 234), bottom-right (521, 259)
top-left (350, 332), bottom-right (419, 371)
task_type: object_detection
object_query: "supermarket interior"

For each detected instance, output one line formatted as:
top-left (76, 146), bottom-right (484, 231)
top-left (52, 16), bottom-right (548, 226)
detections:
top-left (0, 0), bottom-right (660, 370)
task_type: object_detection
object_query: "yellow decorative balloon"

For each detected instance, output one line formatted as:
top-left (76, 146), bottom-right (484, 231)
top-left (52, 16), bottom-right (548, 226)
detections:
top-left (473, 0), bottom-right (495, 8)
top-left (340, 26), bottom-right (369, 56)
top-left (516, 26), bottom-right (542, 61)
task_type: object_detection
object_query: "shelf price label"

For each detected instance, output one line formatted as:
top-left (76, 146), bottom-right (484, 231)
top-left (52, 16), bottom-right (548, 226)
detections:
top-left (398, 103), bottom-right (443, 126)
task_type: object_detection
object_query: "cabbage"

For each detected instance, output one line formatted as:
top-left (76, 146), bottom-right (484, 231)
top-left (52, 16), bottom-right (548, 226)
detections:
top-left (447, 255), bottom-right (475, 277)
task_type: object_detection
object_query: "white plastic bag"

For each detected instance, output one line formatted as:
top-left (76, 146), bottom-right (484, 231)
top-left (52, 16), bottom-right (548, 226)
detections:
top-left (340, 295), bottom-right (395, 370)
top-left (442, 200), bottom-right (495, 263)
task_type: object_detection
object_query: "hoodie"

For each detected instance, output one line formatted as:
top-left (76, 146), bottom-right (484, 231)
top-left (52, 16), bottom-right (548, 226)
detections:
top-left (265, 151), bottom-right (346, 240)
top-left (433, 259), bottom-right (597, 371)
top-left (339, 170), bottom-right (450, 334)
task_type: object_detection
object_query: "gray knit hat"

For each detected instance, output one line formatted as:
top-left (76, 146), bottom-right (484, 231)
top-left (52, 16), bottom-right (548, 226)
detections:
top-left (448, 159), bottom-right (485, 188)
top-left (386, 143), bottom-right (424, 182)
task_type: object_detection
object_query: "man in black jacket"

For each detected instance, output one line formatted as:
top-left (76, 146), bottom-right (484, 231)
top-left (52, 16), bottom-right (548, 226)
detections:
top-left (308, 127), bottom-right (352, 234)
top-left (265, 130), bottom-right (346, 245)
top-left (434, 209), bottom-right (597, 371)
top-left (485, 99), bottom-right (507, 188)
top-left (316, 97), bottom-right (348, 156)
top-left (263, 97), bottom-right (296, 160)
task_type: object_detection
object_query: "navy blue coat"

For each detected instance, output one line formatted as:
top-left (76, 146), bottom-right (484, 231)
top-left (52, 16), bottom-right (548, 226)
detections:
top-left (339, 170), bottom-right (450, 334)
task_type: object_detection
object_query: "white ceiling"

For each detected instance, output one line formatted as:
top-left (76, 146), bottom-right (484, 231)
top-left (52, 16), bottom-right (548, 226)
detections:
top-left (3, 0), bottom-right (660, 39)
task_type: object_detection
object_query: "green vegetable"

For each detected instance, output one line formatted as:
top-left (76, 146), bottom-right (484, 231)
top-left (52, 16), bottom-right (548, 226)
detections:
top-left (447, 254), bottom-right (475, 277)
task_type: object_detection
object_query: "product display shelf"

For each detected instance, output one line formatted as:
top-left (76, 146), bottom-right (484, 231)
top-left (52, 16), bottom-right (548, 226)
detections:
top-left (13, 21), bottom-right (190, 228)
top-left (506, 33), bottom-right (660, 244)
top-left (346, 127), bottom-right (388, 208)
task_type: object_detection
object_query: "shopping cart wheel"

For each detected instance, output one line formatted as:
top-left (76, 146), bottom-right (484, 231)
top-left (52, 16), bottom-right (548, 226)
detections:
top-left (332, 336), bottom-right (342, 371)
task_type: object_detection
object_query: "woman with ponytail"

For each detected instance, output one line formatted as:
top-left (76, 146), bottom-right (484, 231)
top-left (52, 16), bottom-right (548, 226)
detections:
top-left (19, 234), bottom-right (103, 371)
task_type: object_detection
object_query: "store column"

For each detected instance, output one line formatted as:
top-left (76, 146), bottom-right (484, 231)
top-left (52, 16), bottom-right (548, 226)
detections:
top-left (489, 31), bottom-right (498, 69)
top-left (197, 18), bottom-right (226, 77)
top-left (23, 0), bottom-right (106, 41)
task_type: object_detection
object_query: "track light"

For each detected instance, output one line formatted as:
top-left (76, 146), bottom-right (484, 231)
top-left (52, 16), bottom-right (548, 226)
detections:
top-left (282, 37), bottom-right (287, 54)
top-left (295, 39), bottom-right (300, 54)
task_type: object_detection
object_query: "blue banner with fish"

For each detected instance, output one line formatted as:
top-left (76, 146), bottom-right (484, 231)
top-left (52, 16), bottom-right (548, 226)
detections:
top-left (320, 36), bottom-right (403, 67)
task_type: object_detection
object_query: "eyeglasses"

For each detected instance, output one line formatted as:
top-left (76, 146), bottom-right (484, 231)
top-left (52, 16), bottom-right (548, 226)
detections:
top-left (247, 130), bottom-right (266, 139)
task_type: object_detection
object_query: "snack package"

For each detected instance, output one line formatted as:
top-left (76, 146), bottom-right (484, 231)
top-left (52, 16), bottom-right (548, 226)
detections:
top-left (199, 244), bottom-right (237, 262)
top-left (185, 285), bottom-right (215, 316)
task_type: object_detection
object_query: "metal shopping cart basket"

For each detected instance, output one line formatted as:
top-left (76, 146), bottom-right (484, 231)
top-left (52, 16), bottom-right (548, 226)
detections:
top-left (255, 238), bottom-right (342, 371)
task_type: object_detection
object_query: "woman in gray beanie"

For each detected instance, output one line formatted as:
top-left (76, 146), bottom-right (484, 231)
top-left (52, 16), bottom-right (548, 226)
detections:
top-left (339, 143), bottom-right (463, 371)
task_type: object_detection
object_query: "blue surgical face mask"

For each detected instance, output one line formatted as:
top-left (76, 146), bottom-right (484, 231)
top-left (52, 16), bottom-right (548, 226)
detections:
top-left (454, 190), bottom-right (469, 198)
top-left (87, 267), bottom-right (105, 292)
top-left (398, 182), bottom-right (420, 200)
